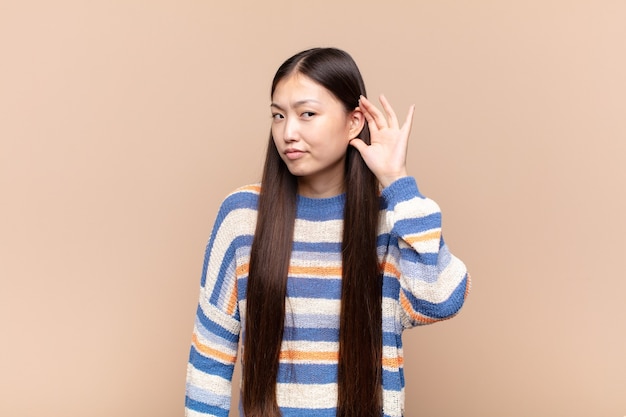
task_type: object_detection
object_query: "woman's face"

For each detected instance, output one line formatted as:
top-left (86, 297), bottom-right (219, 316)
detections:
top-left (271, 73), bottom-right (363, 198)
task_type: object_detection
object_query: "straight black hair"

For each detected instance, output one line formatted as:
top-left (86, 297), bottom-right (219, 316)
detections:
top-left (243, 47), bottom-right (383, 417)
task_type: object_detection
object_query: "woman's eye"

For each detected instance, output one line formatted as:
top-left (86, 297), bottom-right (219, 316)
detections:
top-left (272, 113), bottom-right (284, 120)
top-left (302, 111), bottom-right (315, 118)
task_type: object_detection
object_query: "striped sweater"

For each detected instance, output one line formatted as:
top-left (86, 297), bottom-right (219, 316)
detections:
top-left (185, 176), bottom-right (470, 417)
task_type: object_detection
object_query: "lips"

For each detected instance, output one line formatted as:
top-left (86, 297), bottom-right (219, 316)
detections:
top-left (284, 148), bottom-right (305, 160)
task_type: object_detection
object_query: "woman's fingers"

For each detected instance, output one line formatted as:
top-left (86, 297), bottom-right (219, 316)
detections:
top-left (402, 104), bottom-right (416, 135)
top-left (359, 94), bottom-right (405, 131)
top-left (351, 95), bottom-right (414, 188)
top-left (379, 94), bottom-right (399, 129)
top-left (358, 103), bottom-right (379, 133)
top-left (359, 95), bottom-right (387, 130)
top-left (348, 137), bottom-right (367, 153)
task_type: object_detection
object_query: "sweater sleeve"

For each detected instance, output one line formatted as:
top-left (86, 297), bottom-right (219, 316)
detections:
top-left (185, 195), bottom-right (245, 417)
top-left (380, 176), bottom-right (470, 329)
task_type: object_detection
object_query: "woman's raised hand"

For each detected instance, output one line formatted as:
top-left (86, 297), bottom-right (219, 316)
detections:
top-left (350, 95), bottom-right (415, 188)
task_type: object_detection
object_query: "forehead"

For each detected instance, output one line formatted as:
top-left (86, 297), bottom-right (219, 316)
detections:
top-left (271, 73), bottom-right (339, 105)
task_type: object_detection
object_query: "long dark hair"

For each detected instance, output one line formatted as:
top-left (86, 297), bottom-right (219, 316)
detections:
top-left (243, 48), bottom-right (382, 417)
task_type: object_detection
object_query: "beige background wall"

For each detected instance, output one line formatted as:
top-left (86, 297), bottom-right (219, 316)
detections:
top-left (1, 1), bottom-right (624, 416)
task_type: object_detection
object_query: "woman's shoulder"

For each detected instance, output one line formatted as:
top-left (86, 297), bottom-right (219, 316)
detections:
top-left (227, 183), bottom-right (262, 199)
top-left (218, 183), bottom-right (261, 213)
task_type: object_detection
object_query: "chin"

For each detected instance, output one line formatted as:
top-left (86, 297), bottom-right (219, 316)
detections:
top-left (282, 163), bottom-right (308, 177)
top-left (287, 168), bottom-right (309, 177)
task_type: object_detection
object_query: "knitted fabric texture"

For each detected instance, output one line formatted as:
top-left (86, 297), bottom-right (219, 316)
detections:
top-left (185, 176), bottom-right (470, 417)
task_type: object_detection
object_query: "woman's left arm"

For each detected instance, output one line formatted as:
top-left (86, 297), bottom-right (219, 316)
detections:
top-left (380, 176), bottom-right (470, 328)
top-left (352, 95), bottom-right (470, 328)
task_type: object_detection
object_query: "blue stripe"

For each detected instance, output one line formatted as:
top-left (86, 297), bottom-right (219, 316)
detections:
top-left (395, 262), bottom-right (441, 284)
top-left (377, 232), bottom-right (391, 248)
top-left (293, 241), bottom-right (342, 252)
top-left (399, 246), bottom-right (440, 266)
top-left (281, 407), bottom-right (337, 417)
top-left (282, 326), bottom-right (399, 346)
top-left (378, 234), bottom-right (439, 266)
top-left (382, 275), bottom-right (400, 299)
top-left (394, 212), bottom-right (441, 236)
top-left (383, 331), bottom-right (401, 349)
top-left (296, 194), bottom-right (345, 221)
top-left (286, 277), bottom-right (341, 298)
top-left (380, 176), bottom-right (423, 210)
top-left (195, 317), bottom-right (238, 351)
top-left (185, 397), bottom-right (229, 416)
top-left (222, 188), bottom-right (259, 211)
top-left (200, 190), bottom-right (258, 286)
top-left (277, 363), bottom-right (337, 384)
top-left (402, 274), bottom-right (468, 319)
top-left (283, 326), bottom-right (339, 341)
top-left (186, 384), bottom-right (230, 409)
top-left (382, 367), bottom-right (403, 391)
top-left (188, 346), bottom-right (235, 379)
top-left (206, 235), bottom-right (252, 302)
top-left (196, 306), bottom-right (239, 343)
top-left (238, 277), bottom-right (248, 298)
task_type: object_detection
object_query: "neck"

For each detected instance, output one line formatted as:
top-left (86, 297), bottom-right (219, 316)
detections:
top-left (296, 157), bottom-right (347, 198)
top-left (297, 175), bottom-right (344, 198)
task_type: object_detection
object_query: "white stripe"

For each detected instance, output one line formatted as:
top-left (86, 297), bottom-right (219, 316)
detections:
top-left (186, 363), bottom-right (233, 397)
top-left (280, 340), bottom-right (339, 354)
top-left (205, 207), bottom-right (256, 285)
top-left (276, 382), bottom-right (337, 408)
top-left (294, 218), bottom-right (342, 242)
top-left (286, 297), bottom-right (341, 316)
top-left (198, 297), bottom-right (241, 336)
top-left (391, 196), bottom-right (440, 221)
top-left (382, 386), bottom-right (405, 417)
top-left (400, 255), bottom-right (467, 304)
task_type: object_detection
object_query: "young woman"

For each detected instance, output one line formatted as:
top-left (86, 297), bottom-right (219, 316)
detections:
top-left (185, 47), bottom-right (470, 417)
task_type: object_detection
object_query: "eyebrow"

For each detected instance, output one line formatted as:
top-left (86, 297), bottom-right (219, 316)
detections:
top-left (270, 99), bottom-right (321, 111)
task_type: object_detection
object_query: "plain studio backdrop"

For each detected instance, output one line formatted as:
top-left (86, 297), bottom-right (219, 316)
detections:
top-left (1, 1), bottom-right (624, 416)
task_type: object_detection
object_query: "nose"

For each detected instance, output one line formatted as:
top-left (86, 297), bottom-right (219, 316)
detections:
top-left (283, 117), bottom-right (299, 142)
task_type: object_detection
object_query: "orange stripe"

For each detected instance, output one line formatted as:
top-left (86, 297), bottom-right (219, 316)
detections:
top-left (279, 350), bottom-right (403, 368)
top-left (464, 273), bottom-right (471, 298)
top-left (381, 261), bottom-right (401, 278)
top-left (382, 356), bottom-right (403, 368)
top-left (236, 263), bottom-right (249, 276)
top-left (192, 333), bottom-right (237, 364)
top-left (399, 292), bottom-right (438, 324)
top-left (280, 350), bottom-right (339, 361)
top-left (238, 184), bottom-right (261, 193)
top-left (404, 230), bottom-right (441, 245)
top-left (226, 280), bottom-right (238, 316)
top-left (288, 265), bottom-right (341, 277)
top-left (236, 263), bottom-right (341, 278)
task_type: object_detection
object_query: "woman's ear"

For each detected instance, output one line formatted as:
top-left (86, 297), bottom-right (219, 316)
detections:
top-left (348, 108), bottom-right (365, 139)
